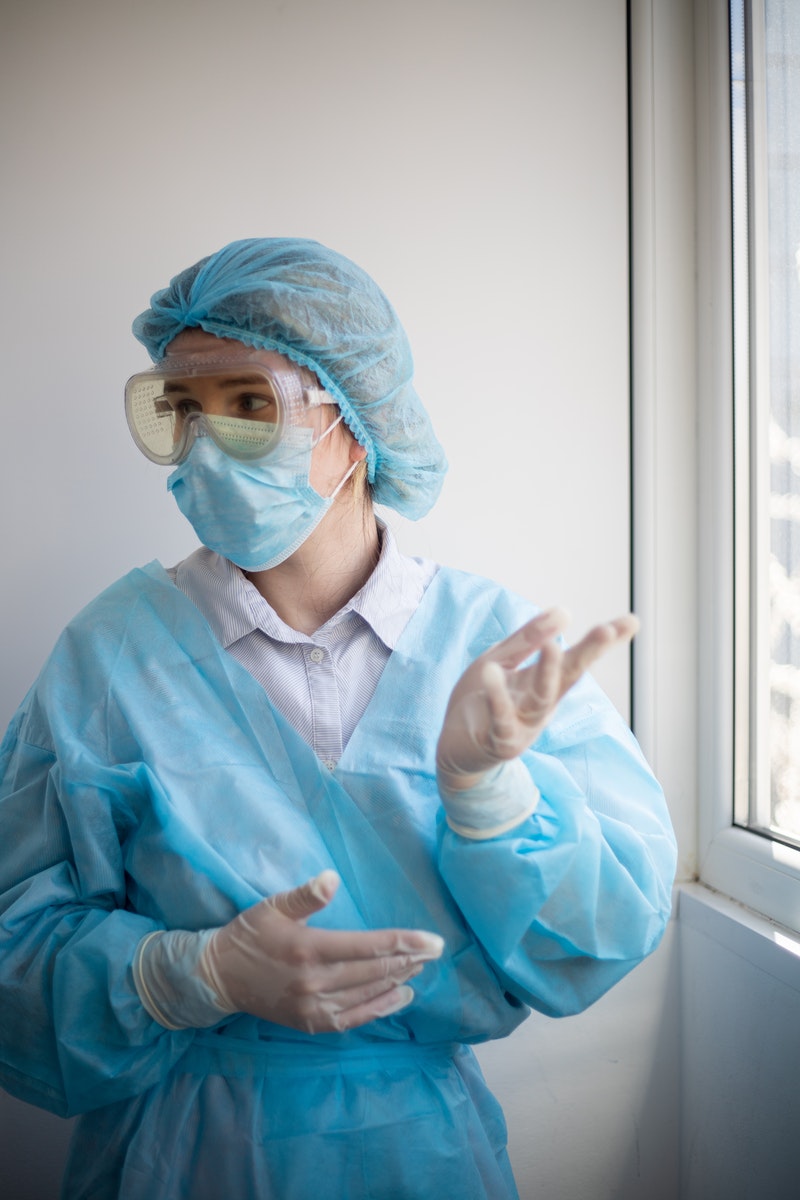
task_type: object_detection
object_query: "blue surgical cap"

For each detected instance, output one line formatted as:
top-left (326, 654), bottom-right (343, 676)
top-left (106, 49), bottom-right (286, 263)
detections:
top-left (132, 238), bottom-right (448, 519)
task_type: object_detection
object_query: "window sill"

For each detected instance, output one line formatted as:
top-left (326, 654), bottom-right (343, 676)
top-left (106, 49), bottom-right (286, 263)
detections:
top-left (679, 880), bottom-right (800, 993)
top-left (700, 824), bottom-right (800, 934)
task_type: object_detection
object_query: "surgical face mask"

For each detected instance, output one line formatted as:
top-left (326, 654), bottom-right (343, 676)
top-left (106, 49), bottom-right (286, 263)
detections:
top-left (166, 415), bottom-right (357, 571)
top-left (125, 353), bottom-right (327, 465)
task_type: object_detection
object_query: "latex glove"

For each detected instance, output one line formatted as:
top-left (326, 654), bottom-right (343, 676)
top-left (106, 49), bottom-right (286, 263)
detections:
top-left (436, 608), bottom-right (640, 796)
top-left (198, 870), bottom-right (443, 1033)
top-left (135, 871), bottom-right (444, 1034)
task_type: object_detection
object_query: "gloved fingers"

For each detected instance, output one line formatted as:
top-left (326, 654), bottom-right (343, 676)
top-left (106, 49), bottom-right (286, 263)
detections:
top-left (200, 911), bottom-right (441, 1026)
top-left (469, 614), bottom-right (638, 759)
top-left (301, 923), bottom-right (445, 965)
top-left (480, 659), bottom-right (549, 751)
top-left (504, 639), bottom-right (563, 725)
top-left (251, 877), bottom-right (445, 974)
top-left (234, 904), bottom-right (444, 965)
top-left (478, 661), bottom-right (517, 746)
top-left (287, 982), bottom-right (416, 1035)
top-left (326, 983), bottom-right (417, 1033)
top-left (481, 608), bottom-right (570, 671)
top-left (233, 967), bottom-right (422, 1035)
top-left (555, 614), bottom-right (639, 698)
top-left (303, 952), bottom-right (428, 998)
top-left (264, 870), bottom-right (341, 923)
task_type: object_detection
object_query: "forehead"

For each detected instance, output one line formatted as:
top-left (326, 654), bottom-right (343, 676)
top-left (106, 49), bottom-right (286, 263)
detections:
top-left (164, 329), bottom-right (297, 375)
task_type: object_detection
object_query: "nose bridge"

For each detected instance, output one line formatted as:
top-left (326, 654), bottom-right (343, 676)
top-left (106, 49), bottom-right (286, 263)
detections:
top-left (184, 375), bottom-right (229, 416)
top-left (175, 409), bottom-right (211, 461)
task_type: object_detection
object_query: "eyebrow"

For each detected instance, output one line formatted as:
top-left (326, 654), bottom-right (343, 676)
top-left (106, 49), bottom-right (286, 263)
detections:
top-left (162, 375), bottom-right (274, 393)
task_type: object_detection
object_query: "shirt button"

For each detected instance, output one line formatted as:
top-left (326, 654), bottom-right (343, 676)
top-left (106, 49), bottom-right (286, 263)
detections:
top-left (309, 648), bottom-right (324, 663)
top-left (324, 759), bottom-right (337, 771)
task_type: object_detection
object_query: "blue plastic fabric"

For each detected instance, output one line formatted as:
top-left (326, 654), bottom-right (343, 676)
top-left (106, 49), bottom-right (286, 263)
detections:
top-left (132, 239), bottom-right (448, 519)
top-left (166, 432), bottom-right (333, 571)
top-left (0, 565), bottom-right (676, 1199)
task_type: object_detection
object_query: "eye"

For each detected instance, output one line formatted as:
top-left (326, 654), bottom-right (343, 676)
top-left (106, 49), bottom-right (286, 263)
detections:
top-left (167, 396), bottom-right (202, 419)
top-left (237, 393), bottom-right (277, 418)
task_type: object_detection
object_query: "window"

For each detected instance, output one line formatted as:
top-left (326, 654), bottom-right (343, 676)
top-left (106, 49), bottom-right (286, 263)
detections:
top-left (694, 0), bottom-right (800, 932)
top-left (732, 0), bottom-right (800, 849)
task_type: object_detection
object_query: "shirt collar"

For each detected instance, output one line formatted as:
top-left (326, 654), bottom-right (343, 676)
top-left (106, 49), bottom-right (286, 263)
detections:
top-left (337, 523), bottom-right (432, 650)
top-left (171, 523), bottom-right (434, 652)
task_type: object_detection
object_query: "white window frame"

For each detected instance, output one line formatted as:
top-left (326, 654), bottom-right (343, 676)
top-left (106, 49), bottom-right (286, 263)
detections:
top-left (700, 0), bottom-right (800, 930)
top-left (629, 0), bottom-right (701, 898)
top-left (631, 0), bottom-right (800, 933)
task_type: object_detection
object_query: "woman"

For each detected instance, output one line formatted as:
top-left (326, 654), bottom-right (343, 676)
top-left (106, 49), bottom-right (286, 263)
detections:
top-left (0, 238), bottom-right (676, 1199)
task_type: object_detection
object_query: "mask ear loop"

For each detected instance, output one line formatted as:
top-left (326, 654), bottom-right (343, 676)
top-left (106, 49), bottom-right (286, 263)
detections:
top-left (329, 458), bottom-right (360, 500)
top-left (311, 410), bottom-right (345, 449)
top-left (311, 411), bottom-right (362, 500)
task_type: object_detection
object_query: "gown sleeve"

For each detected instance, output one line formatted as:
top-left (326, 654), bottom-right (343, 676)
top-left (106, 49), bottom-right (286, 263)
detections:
top-left (0, 672), bottom-right (195, 1118)
top-left (436, 668), bottom-right (677, 1019)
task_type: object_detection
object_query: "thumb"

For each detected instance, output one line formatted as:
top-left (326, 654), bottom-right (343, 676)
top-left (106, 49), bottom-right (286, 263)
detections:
top-left (267, 869), bottom-right (341, 922)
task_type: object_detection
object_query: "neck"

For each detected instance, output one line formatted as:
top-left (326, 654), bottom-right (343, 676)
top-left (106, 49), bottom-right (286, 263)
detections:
top-left (245, 499), bottom-right (381, 635)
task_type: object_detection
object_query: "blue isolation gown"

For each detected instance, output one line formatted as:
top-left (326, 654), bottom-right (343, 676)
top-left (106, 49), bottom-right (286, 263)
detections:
top-left (0, 563), bottom-right (676, 1200)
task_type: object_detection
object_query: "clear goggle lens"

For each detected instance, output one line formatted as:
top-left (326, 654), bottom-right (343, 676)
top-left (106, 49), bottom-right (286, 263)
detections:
top-left (124, 356), bottom-right (327, 465)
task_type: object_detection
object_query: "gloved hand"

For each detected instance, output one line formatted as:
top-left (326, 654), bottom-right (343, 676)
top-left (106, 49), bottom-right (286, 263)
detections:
top-left (436, 608), bottom-right (639, 796)
top-left (135, 871), bottom-right (444, 1034)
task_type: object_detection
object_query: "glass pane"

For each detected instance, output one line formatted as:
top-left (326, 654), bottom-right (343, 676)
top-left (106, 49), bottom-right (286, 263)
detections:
top-left (765, 0), bottom-right (800, 842)
top-left (733, 0), bottom-right (800, 845)
top-left (731, 0), bottom-right (751, 829)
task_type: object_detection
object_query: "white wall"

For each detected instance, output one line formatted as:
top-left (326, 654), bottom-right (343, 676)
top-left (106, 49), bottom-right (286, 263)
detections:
top-left (480, 922), bottom-right (679, 1200)
top-left (679, 888), bottom-right (800, 1200)
top-left (0, 3), bottom-right (672, 1198)
top-left (0, 0), bottom-right (633, 728)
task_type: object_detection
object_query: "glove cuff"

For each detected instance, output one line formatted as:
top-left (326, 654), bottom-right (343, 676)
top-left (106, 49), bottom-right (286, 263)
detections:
top-left (133, 928), bottom-right (231, 1030)
top-left (438, 758), bottom-right (540, 840)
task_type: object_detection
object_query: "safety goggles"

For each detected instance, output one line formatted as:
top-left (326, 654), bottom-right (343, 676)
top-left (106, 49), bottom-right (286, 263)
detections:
top-left (125, 354), bottom-right (329, 465)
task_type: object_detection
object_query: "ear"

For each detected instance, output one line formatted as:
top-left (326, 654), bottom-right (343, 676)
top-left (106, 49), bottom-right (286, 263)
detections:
top-left (349, 439), bottom-right (368, 464)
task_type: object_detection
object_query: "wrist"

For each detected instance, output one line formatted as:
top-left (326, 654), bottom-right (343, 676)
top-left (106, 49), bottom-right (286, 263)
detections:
top-left (437, 758), bottom-right (540, 840)
top-left (134, 928), bottom-right (231, 1030)
top-left (435, 763), bottom-right (499, 792)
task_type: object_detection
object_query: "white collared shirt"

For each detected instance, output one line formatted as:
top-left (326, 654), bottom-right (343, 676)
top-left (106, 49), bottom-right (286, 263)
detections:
top-left (169, 526), bottom-right (438, 768)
